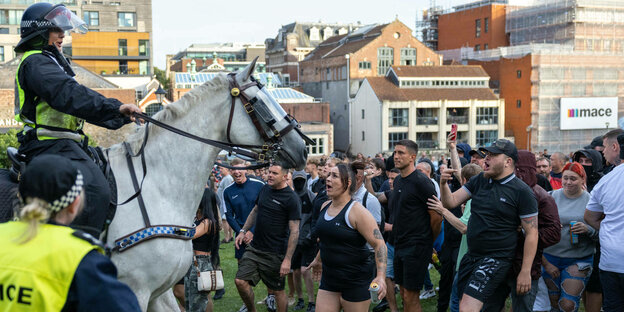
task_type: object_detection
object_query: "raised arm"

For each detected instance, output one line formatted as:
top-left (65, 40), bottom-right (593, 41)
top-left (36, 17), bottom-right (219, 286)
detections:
top-left (427, 196), bottom-right (466, 234)
top-left (365, 172), bottom-right (387, 203)
top-left (439, 168), bottom-right (471, 209)
top-left (447, 135), bottom-right (462, 181)
top-left (280, 220), bottom-right (301, 277)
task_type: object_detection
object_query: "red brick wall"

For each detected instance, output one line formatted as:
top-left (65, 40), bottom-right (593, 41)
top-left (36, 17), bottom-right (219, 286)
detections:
top-left (281, 102), bottom-right (330, 123)
top-left (438, 4), bottom-right (509, 51)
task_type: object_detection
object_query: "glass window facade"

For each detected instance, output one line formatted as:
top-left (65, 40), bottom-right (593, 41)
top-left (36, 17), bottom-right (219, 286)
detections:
top-left (377, 47), bottom-right (393, 76)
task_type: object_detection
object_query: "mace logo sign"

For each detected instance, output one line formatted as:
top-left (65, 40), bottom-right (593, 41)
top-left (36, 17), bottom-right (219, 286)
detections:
top-left (560, 97), bottom-right (619, 130)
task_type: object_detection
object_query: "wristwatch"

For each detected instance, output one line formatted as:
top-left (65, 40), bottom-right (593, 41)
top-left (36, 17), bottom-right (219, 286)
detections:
top-left (240, 229), bottom-right (246, 234)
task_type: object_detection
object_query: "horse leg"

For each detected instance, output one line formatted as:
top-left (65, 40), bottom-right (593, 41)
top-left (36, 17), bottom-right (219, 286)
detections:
top-left (147, 289), bottom-right (180, 312)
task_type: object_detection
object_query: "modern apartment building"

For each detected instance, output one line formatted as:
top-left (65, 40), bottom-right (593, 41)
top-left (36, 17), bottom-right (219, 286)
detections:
top-left (0, 0), bottom-right (153, 77)
top-left (352, 65), bottom-right (505, 155)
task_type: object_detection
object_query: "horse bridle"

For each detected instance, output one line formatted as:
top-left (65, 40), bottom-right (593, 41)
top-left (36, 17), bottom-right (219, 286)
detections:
top-left (109, 72), bottom-right (313, 253)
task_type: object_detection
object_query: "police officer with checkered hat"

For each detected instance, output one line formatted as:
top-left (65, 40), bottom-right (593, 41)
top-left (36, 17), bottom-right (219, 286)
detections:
top-left (0, 155), bottom-right (140, 311)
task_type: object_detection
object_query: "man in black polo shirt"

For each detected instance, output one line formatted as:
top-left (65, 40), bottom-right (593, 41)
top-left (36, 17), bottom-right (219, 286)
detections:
top-left (382, 139), bottom-right (439, 312)
top-left (234, 164), bottom-right (302, 312)
top-left (438, 139), bottom-right (538, 312)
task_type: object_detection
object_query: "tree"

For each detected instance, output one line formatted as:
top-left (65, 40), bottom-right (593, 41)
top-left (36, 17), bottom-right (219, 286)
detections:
top-left (0, 129), bottom-right (21, 169)
top-left (154, 66), bottom-right (171, 91)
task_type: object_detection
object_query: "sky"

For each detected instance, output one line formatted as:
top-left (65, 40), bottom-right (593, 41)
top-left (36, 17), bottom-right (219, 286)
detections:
top-left (151, 0), bottom-right (469, 69)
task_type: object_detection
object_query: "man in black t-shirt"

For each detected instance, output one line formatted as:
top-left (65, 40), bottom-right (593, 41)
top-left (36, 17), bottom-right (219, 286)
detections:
top-left (372, 140), bottom-right (440, 312)
top-left (438, 139), bottom-right (538, 311)
top-left (234, 164), bottom-right (301, 312)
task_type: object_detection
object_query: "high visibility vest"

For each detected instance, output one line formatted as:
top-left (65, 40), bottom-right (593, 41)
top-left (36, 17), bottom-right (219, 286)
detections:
top-left (0, 222), bottom-right (102, 311)
top-left (15, 50), bottom-right (84, 141)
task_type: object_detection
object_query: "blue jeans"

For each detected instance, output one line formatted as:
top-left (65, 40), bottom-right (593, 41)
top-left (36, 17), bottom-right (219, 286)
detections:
top-left (542, 253), bottom-right (593, 312)
top-left (450, 272), bottom-right (460, 312)
top-left (600, 270), bottom-right (624, 312)
top-left (386, 243), bottom-right (395, 279)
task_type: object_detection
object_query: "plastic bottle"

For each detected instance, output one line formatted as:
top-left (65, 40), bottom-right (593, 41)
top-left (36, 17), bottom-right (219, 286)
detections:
top-left (432, 252), bottom-right (442, 270)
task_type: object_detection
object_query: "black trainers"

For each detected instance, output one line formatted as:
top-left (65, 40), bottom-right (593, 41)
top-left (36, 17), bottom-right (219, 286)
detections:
top-left (306, 302), bottom-right (315, 312)
top-left (293, 298), bottom-right (305, 311)
top-left (266, 294), bottom-right (277, 312)
top-left (213, 288), bottom-right (225, 300)
top-left (372, 298), bottom-right (389, 312)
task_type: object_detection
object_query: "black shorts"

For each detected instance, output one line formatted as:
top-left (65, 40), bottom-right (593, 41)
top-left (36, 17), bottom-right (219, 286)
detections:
top-left (319, 261), bottom-right (374, 302)
top-left (236, 246), bottom-right (285, 291)
top-left (457, 254), bottom-right (512, 303)
top-left (394, 244), bottom-right (431, 291)
top-left (586, 249), bottom-right (602, 293)
top-left (292, 246), bottom-right (303, 270)
top-left (235, 243), bottom-right (247, 260)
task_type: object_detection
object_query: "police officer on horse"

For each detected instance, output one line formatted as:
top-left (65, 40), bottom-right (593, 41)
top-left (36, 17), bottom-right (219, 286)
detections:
top-left (14, 3), bottom-right (141, 237)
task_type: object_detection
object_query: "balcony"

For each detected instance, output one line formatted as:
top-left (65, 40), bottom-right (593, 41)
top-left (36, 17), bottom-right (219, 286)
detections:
top-left (67, 46), bottom-right (150, 60)
top-left (446, 115), bottom-right (469, 124)
top-left (416, 140), bottom-right (437, 149)
top-left (417, 116), bottom-right (438, 125)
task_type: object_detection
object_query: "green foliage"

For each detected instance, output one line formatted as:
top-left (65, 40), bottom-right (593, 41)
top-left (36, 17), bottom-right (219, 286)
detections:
top-left (154, 66), bottom-right (171, 91)
top-left (0, 129), bottom-right (20, 169)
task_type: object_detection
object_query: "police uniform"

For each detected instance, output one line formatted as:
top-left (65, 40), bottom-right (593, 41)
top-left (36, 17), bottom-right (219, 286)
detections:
top-left (0, 222), bottom-right (140, 311)
top-left (14, 4), bottom-right (131, 237)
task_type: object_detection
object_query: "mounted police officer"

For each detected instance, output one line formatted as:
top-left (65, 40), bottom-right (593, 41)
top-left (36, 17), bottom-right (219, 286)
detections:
top-left (0, 155), bottom-right (140, 311)
top-left (14, 3), bottom-right (141, 237)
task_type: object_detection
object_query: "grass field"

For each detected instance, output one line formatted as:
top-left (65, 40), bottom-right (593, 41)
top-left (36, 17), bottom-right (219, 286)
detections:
top-left (210, 240), bottom-right (442, 312)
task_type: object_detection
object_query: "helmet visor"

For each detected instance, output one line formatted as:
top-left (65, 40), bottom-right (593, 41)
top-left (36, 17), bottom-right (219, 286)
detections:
top-left (44, 5), bottom-right (87, 34)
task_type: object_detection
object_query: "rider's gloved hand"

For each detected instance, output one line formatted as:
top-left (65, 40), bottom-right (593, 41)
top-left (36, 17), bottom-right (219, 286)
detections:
top-left (119, 104), bottom-right (143, 123)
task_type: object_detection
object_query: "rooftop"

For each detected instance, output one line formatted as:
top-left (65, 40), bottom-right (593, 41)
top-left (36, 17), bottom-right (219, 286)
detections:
top-left (174, 72), bottom-right (282, 86)
top-left (366, 76), bottom-right (498, 101)
top-left (390, 65), bottom-right (490, 78)
top-left (303, 24), bottom-right (386, 61)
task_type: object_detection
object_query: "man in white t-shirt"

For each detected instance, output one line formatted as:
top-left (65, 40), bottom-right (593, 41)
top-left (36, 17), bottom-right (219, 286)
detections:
top-left (585, 133), bottom-right (624, 312)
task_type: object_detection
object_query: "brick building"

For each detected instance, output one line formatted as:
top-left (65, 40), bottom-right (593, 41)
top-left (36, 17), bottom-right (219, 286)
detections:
top-left (352, 65), bottom-right (504, 155)
top-left (299, 19), bottom-right (442, 152)
top-left (265, 21), bottom-right (361, 86)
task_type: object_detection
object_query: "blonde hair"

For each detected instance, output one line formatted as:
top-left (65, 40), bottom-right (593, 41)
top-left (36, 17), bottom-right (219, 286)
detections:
top-left (16, 198), bottom-right (51, 244)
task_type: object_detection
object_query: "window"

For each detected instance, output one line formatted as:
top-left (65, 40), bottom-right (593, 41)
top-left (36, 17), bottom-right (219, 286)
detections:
top-left (475, 19), bottom-right (481, 38)
top-left (361, 131), bottom-right (365, 141)
top-left (484, 44), bottom-right (488, 50)
top-left (389, 108), bottom-right (408, 127)
top-left (358, 61), bottom-right (371, 70)
top-left (0, 46), bottom-right (4, 62)
top-left (361, 109), bottom-right (365, 119)
top-left (309, 27), bottom-right (320, 41)
top-left (377, 47), bottom-right (393, 76)
top-left (139, 39), bottom-right (149, 56)
top-left (83, 11), bottom-right (99, 26)
top-left (0, 9), bottom-right (23, 25)
top-left (517, 70), bottom-right (522, 78)
top-left (516, 100), bottom-right (521, 108)
top-left (446, 108), bottom-right (469, 124)
top-left (118, 39), bottom-right (127, 56)
top-left (400, 48), bottom-right (416, 65)
top-left (388, 132), bottom-right (407, 150)
top-left (305, 136), bottom-right (325, 156)
top-left (476, 130), bottom-right (498, 147)
top-left (117, 12), bottom-right (135, 27)
top-left (139, 60), bottom-right (149, 75)
top-left (118, 60), bottom-right (128, 74)
top-left (484, 17), bottom-right (489, 33)
top-left (145, 103), bottom-right (163, 117)
top-left (476, 107), bottom-right (498, 124)
top-left (417, 108), bottom-right (437, 125)
top-left (475, 45), bottom-right (481, 51)
top-left (416, 132), bottom-right (436, 148)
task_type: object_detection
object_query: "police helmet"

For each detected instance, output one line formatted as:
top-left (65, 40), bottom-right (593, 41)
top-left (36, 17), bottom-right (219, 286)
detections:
top-left (15, 3), bottom-right (87, 53)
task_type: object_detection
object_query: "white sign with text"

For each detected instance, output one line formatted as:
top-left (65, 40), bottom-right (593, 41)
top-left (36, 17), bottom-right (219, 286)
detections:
top-left (560, 97), bottom-right (618, 130)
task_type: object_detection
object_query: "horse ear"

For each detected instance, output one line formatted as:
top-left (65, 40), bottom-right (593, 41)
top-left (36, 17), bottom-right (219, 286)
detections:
top-left (237, 56), bottom-right (258, 82)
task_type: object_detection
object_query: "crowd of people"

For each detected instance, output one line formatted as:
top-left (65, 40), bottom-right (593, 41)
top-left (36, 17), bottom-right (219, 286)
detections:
top-left (178, 128), bottom-right (623, 312)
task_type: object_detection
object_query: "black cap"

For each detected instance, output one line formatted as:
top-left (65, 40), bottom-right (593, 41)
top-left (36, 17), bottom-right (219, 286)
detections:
top-left (584, 136), bottom-right (604, 149)
top-left (469, 149), bottom-right (485, 159)
top-left (618, 133), bottom-right (624, 160)
top-left (479, 139), bottom-right (518, 163)
top-left (19, 155), bottom-right (83, 212)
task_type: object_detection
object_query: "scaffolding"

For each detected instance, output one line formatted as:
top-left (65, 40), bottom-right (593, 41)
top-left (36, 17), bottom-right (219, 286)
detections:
top-left (416, 5), bottom-right (445, 50)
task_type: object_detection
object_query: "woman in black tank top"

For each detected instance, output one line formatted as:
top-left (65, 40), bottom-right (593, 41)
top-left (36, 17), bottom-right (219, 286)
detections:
top-left (307, 163), bottom-right (387, 311)
top-left (184, 188), bottom-right (220, 312)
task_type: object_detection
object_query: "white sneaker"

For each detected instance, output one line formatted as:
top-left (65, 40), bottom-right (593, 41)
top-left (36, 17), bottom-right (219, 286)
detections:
top-left (256, 296), bottom-right (267, 305)
top-left (419, 289), bottom-right (436, 300)
top-left (428, 263), bottom-right (433, 270)
top-left (267, 294), bottom-right (277, 312)
top-left (237, 304), bottom-right (248, 312)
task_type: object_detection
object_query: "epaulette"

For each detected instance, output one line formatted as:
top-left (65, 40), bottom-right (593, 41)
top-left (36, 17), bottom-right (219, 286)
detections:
top-left (72, 230), bottom-right (106, 251)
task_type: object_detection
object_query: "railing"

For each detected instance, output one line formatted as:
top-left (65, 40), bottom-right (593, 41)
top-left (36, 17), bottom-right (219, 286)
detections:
top-left (447, 116), bottom-right (469, 124)
top-left (416, 140), bottom-right (437, 149)
top-left (76, 65), bottom-right (150, 76)
top-left (417, 117), bottom-right (438, 125)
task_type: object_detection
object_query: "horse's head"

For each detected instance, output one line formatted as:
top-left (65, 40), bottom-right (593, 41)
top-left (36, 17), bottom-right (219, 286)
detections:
top-left (226, 59), bottom-right (308, 170)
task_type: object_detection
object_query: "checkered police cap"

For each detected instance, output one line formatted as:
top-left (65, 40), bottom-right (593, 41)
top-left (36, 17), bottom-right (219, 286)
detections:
top-left (19, 155), bottom-right (84, 212)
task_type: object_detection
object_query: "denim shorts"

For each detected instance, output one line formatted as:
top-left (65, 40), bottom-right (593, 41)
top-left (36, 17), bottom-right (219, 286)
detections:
top-left (542, 253), bottom-right (593, 311)
top-left (386, 243), bottom-right (395, 280)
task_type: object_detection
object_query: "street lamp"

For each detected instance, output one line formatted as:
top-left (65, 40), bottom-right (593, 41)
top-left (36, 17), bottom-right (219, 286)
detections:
top-left (155, 86), bottom-right (166, 104)
top-left (345, 54), bottom-right (351, 148)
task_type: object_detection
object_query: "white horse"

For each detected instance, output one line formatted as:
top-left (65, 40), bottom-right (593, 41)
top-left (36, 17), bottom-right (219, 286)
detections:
top-left (104, 60), bottom-right (307, 311)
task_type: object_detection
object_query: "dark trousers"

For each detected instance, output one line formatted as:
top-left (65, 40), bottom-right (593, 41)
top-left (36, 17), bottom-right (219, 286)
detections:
top-left (437, 245), bottom-right (459, 312)
top-left (22, 140), bottom-right (110, 237)
top-left (600, 269), bottom-right (624, 312)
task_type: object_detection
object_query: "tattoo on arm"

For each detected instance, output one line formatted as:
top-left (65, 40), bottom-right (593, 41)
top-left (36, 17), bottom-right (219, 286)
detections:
top-left (522, 216), bottom-right (538, 229)
top-left (241, 206), bottom-right (257, 231)
top-left (374, 243), bottom-right (387, 273)
top-left (284, 220), bottom-right (300, 261)
top-left (373, 228), bottom-right (383, 240)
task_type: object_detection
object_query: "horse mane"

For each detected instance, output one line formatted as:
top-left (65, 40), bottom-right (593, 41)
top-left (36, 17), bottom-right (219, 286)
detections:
top-left (123, 73), bottom-right (229, 152)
